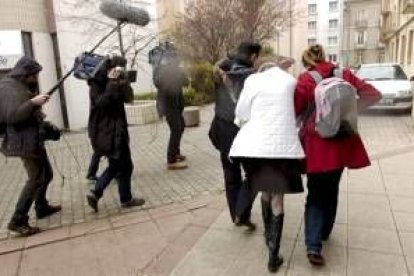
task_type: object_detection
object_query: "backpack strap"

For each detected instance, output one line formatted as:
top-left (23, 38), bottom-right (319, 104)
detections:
top-left (308, 71), bottom-right (323, 84)
top-left (333, 68), bottom-right (344, 78)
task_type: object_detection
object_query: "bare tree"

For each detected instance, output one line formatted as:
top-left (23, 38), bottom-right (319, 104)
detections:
top-left (170, 0), bottom-right (303, 63)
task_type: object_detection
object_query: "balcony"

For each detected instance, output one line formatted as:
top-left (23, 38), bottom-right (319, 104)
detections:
top-left (355, 43), bottom-right (367, 50)
top-left (355, 19), bottom-right (368, 28)
top-left (402, 0), bottom-right (414, 14)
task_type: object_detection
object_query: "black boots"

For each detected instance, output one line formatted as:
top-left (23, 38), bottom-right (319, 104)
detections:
top-left (267, 213), bottom-right (284, 273)
top-left (261, 199), bottom-right (272, 245)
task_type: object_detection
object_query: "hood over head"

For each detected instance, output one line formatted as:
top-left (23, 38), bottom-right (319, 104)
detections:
top-left (8, 56), bottom-right (42, 79)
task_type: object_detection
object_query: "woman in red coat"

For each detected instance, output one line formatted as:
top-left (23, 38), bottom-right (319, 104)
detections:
top-left (294, 45), bottom-right (381, 266)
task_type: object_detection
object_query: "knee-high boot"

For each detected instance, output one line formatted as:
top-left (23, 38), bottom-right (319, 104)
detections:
top-left (261, 199), bottom-right (272, 245)
top-left (268, 213), bottom-right (284, 273)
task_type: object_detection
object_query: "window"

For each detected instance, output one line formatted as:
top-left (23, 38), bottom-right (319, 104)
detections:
top-left (328, 54), bottom-right (338, 62)
top-left (357, 10), bottom-right (366, 21)
top-left (308, 21), bottom-right (317, 30)
top-left (408, 31), bottom-right (413, 64)
top-left (308, 38), bottom-right (317, 45)
top-left (357, 31), bottom-right (366, 45)
top-left (329, 1), bottom-right (338, 12)
top-left (329, 19), bottom-right (338, 29)
top-left (328, 36), bottom-right (338, 45)
top-left (357, 65), bottom-right (408, 80)
top-left (308, 4), bottom-right (317, 15)
top-left (21, 32), bottom-right (33, 58)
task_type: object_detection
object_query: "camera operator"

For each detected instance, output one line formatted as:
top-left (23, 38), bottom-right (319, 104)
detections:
top-left (153, 56), bottom-right (189, 170)
top-left (86, 56), bottom-right (145, 212)
top-left (0, 57), bottom-right (61, 236)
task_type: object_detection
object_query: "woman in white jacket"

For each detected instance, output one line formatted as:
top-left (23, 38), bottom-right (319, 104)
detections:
top-left (229, 61), bottom-right (304, 273)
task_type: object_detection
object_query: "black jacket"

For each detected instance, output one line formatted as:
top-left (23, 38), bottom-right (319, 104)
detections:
top-left (209, 56), bottom-right (255, 155)
top-left (0, 57), bottom-right (44, 157)
top-left (88, 71), bottom-right (133, 159)
top-left (153, 64), bottom-right (189, 116)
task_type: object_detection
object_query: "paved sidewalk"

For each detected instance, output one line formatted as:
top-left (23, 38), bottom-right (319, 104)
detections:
top-left (172, 151), bottom-right (414, 276)
top-left (1, 106), bottom-right (414, 275)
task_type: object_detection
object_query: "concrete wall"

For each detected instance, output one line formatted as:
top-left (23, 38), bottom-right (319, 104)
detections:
top-left (32, 32), bottom-right (64, 128)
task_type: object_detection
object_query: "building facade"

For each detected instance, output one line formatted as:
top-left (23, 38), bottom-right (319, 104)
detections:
top-left (342, 0), bottom-right (385, 68)
top-left (306, 0), bottom-right (344, 64)
top-left (381, 0), bottom-right (414, 76)
top-left (0, 0), bottom-right (156, 130)
top-left (156, 0), bottom-right (187, 34)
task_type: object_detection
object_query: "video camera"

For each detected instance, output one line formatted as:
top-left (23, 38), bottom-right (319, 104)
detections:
top-left (73, 53), bottom-right (137, 83)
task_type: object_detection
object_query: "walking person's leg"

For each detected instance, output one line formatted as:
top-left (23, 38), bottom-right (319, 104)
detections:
top-left (166, 112), bottom-right (187, 169)
top-left (220, 153), bottom-right (243, 222)
top-left (305, 173), bottom-right (328, 266)
top-left (87, 157), bottom-right (118, 212)
top-left (321, 169), bottom-right (343, 240)
top-left (86, 152), bottom-right (101, 180)
top-left (234, 179), bottom-right (257, 228)
top-left (115, 144), bottom-right (145, 208)
top-left (8, 155), bottom-right (47, 236)
top-left (267, 193), bottom-right (285, 272)
top-left (33, 150), bottom-right (61, 219)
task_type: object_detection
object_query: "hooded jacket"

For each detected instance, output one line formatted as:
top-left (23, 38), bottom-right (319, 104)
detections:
top-left (230, 67), bottom-right (304, 159)
top-left (0, 57), bottom-right (44, 156)
top-left (208, 55), bottom-right (256, 155)
top-left (295, 61), bottom-right (381, 173)
top-left (0, 57), bottom-right (42, 125)
top-left (88, 68), bottom-right (134, 159)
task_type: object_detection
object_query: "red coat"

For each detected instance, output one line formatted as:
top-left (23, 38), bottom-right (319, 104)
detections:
top-left (294, 62), bottom-right (381, 174)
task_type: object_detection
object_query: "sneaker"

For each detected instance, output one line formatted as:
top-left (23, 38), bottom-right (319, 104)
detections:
top-left (36, 205), bottom-right (62, 219)
top-left (87, 193), bottom-right (99, 212)
top-left (235, 218), bottom-right (257, 231)
top-left (121, 197), bottom-right (146, 208)
top-left (167, 161), bottom-right (188, 170)
top-left (176, 154), bottom-right (187, 162)
top-left (307, 252), bottom-right (325, 266)
top-left (8, 222), bottom-right (41, 237)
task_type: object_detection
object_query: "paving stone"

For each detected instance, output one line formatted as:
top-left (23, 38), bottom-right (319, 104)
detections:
top-left (389, 196), bottom-right (414, 213)
top-left (394, 212), bottom-right (414, 232)
top-left (0, 238), bottom-right (25, 255)
top-left (347, 248), bottom-right (408, 276)
top-left (25, 226), bottom-right (70, 248)
top-left (348, 226), bottom-right (402, 255)
top-left (0, 252), bottom-right (20, 276)
top-left (400, 232), bottom-right (414, 258)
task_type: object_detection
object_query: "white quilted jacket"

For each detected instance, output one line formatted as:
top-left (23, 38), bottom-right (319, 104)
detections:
top-left (229, 67), bottom-right (305, 159)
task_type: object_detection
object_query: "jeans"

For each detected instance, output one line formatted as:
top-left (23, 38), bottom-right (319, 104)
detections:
top-left (11, 148), bottom-right (53, 224)
top-left (220, 153), bottom-right (255, 222)
top-left (305, 169), bottom-right (343, 254)
top-left (166, 111), bottom-right (185, 164)
top-left (93, 142), bottom-right (133, 204)
top-left (87, 152), bottom-right (101, 178)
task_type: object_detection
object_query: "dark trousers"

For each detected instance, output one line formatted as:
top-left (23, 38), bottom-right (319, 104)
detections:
top-left (220, 153), bottom-right (255, 222)
top-left (93, 142), bottom-right (134, 204)
top-left (87, 152), bottom-right (101, 178)
top-left (305, 169), bottom-right (343, 254)
top-left (11, 148), bottom-right (53, 224)
top-left (166, 111), bottom-right (185, 164)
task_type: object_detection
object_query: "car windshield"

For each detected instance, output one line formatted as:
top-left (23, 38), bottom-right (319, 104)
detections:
top-left (357, 65), bottom-right (408, 81)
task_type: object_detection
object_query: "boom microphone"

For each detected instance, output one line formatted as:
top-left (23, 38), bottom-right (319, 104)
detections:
top-left (99, 0), bottom-right (150, 26)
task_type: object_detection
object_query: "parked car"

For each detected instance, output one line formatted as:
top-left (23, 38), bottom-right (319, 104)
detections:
top-left (356, 63), bottom-right (413, 111)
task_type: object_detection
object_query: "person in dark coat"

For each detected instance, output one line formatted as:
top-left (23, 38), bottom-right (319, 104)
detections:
top-left (294, 45), bottom-right (381, 266)
top-left (154, 57), bottom-right (189, 170)
top-left (209, 42), bottom-right (262, 229)
top-left (0, 57), bottom-right (61, 236)
top-left (86, 56), bottom-right (145, 212)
